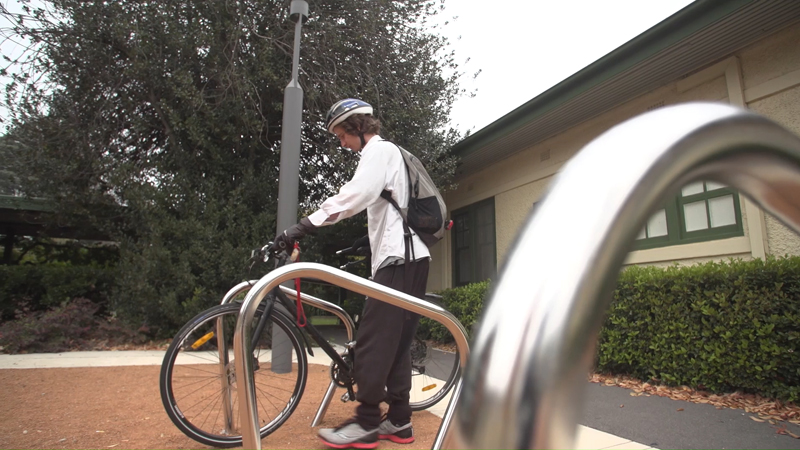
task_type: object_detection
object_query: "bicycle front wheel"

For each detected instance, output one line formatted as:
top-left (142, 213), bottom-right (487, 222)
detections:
top-left (160, 303), bottom-right (307, 448)
top-left (408, 320), bottom-right (460, 411)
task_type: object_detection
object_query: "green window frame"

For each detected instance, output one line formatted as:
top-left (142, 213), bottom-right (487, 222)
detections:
top-left (635, 181), bottom-right (744, 250)
top-left (452, 197), bottom-right (497, 287)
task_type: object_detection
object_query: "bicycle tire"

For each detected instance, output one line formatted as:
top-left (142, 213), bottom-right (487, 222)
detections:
top-left (160, 303), bottom-right (307, 448)
top-left (408, 324), bottom-right (460, 411)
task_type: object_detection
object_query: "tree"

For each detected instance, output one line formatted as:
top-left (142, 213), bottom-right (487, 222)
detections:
top-left (1, 0), bottom-right (464, 334)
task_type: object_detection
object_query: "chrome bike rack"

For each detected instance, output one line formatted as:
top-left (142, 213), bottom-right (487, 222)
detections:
top-left (445, 103), bottom-right (800, 449)
top-left (219, 280), bottom-right (356, 338)
top-left (233, 263), bottom-right (470, 450)
top-left (216, 280), bottom-right (358, 429)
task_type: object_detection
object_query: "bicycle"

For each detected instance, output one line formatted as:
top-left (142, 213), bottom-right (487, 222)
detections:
top-left (159, 243), bottom-right (461, 448)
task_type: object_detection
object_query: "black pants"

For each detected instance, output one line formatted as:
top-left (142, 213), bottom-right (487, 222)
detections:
top-left (354, 258), bottom-right (429, 429)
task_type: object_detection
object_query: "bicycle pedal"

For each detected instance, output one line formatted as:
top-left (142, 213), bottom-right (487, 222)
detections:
top-left (340, 392), bottom-right (351, 402)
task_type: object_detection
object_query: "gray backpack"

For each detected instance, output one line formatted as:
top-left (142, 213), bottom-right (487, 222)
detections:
top-left (380, 143), bottom-right (450, 248)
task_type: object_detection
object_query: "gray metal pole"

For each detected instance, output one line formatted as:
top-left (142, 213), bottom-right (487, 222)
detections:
top-left (273, 0), bottom-right (309, 374)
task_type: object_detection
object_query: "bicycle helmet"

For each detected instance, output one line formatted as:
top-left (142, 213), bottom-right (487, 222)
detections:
top-left (325, 98), bottom-right (373, 133)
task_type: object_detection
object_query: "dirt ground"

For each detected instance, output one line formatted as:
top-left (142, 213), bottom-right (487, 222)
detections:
top-left (0, 364), bottom-right (444, 449)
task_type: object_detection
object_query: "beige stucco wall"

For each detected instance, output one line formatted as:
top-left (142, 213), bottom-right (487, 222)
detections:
top-left (741, 25), bottom-right (800, 259)
top-left (749, 85), bottom-right (800, 257)
top-left (430, 25), bottom-right (800, 290)
top-left (494, 176), bottom-right (552, 267)
top-left (739, 25), bottom-right (800, 88)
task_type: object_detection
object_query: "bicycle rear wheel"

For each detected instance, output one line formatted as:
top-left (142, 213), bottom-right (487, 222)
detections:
top-left (160, 303), bottom-right (307, 448)
top-left (408, 319), bottom-right (460, 411)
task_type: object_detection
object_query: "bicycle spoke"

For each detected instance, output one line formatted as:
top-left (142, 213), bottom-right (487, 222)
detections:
top-left (161, 304), bottom-right (307, 446)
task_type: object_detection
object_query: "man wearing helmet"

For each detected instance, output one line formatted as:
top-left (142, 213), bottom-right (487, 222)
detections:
top-left (272, 98), bottom-right (430, 448)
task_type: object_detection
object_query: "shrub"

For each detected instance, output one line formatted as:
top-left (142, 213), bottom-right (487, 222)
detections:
top-left (418, 258), bottom-right (800, 403)
top-left (597, 257), bottom-right (800, 402)
top-left (0, 265), bottom-right (116, 321)
top-left (418, 280), bottom-right (490, 344)
top-left (0, 298), bottom-right (148, 354)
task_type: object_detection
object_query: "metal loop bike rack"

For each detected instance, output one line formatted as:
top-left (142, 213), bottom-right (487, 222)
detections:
top-left (220, 280), bottom-right (356, 339)
top-left (233, 262), bottom-right (470, 449)
top-left (444, 102), bottom-right (800, 449)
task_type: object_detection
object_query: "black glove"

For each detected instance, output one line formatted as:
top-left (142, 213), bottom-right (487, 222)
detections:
top-left (271, 217), bottom-right (317, 253)
top-left (352, 234), bottom-right (370, 254)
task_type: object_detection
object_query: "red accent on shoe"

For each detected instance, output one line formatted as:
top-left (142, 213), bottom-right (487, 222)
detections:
top-left (379, 434), bottom-right (416, 444)
top-left (319, 438), bottom-right (379, 449)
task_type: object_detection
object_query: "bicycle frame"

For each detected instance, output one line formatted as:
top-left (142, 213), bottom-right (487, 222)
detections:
top-left (215, 279), bottom-right (358, 428)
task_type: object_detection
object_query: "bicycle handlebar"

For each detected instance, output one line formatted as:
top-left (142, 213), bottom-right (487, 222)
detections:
top-left (336, 245), bottom-right (370, 256)
top-left (250, 241), bottom-right (369, 275)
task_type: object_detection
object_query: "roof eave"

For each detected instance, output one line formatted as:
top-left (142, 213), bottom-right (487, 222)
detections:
top-left (450, 0), bottom-right (754, 158)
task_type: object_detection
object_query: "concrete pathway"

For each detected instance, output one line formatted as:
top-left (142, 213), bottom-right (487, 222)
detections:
top-left (0, 350), bottom-right (652, 449)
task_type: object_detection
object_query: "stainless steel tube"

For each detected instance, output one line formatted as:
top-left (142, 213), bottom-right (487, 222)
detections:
top-left (233, 262), bottom-right (470, 450)
top-left (220, 280), bottom-right (255, 305)
top-left (220, 281), bottom-right (357, 341)
top-left (278, 285), bottom-right (356, 342)
top-left (216, 282), bottom-right (253, 433)
top-left (215, 315), bottom-right (234, 435)
top-left (311, 380), bottom-right (340, 427)
top-left (446, 103), bottom-right (800, 449)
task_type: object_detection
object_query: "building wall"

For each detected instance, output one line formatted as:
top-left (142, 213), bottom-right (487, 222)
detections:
top-left (749, 84), bottom-right (800, 257)
top-left (430, 25), bottom-right (800, 290)
top-left (740, 25), bottom-right (800, 260)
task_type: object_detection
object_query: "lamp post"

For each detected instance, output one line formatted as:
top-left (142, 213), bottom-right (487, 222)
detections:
top-left (273, 0), bottom-right (308, 373)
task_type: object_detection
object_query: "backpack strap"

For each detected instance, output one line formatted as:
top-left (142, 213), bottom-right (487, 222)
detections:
top-left (383, 140), bottom-right (415, 196)
top-left (381, 183), bottom-right (416, 293)
top-left (380, 189), bottom-right (416, 262)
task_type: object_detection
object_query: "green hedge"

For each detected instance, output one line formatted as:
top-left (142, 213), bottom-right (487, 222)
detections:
top-left (598, 257), bottom-right (800, 402)
top-left (0, 265), bottom-right (116, 321)
top-left (417, 280), bottom-right (489, 344)
top-left (429, 257), bottom-right (800, 402)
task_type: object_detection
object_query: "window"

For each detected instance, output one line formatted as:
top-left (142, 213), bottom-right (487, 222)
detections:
top-left (635, 181), bottom-right (743, 250)
top-left (452, 198), bottom-right (496, 286)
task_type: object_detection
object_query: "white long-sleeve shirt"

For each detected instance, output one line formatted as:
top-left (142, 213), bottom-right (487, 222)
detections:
top-left (307, 136), bottom-right (430, 276)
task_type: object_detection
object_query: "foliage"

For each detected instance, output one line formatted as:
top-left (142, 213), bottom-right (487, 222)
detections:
top-left (0, 298), bottom-right (149, 354)
top-left (598, 257), bottom-right (800, 402)
top-left (419, 258), bottom-right (800, 402)
top-left (418, 280), bottom-right (489, 343)
top-left (5, 236), bottom-right (119, 266)
top-left (0, 264), bottom-right (116, 321)
top-left (0, 136), bottom-right (19, 195)
top-left (1, 0), bottom-right (465, 335)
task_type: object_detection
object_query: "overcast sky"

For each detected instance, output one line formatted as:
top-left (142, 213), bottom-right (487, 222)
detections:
top-left (436, 0), bottom-right (694, 134)
top-left (1, 0), bottom-right (695, 134)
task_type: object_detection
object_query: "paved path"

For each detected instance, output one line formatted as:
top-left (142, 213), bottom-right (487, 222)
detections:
top-left (582, 382), bottom-right (800, 450)
top-left (0, 351), bottom-right (650, 449)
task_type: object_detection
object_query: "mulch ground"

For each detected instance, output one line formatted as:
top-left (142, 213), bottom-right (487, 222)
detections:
top-left (0, 364), bottom-right (443, 450)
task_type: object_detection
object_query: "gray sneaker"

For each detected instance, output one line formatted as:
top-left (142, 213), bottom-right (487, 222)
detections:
top-left (378, 418), bottom-right (415, 444)
top-left (318, 419), bottom-right (379, 449)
